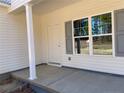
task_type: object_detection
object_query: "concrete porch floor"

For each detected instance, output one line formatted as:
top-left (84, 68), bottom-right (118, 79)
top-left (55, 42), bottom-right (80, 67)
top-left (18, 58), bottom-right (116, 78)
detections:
top-left (12, 64), bottom-right (124, 93)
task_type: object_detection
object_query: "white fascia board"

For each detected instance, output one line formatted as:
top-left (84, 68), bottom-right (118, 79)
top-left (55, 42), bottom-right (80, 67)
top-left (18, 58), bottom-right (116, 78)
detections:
top-left (0, 2), bottom-right (10, 8)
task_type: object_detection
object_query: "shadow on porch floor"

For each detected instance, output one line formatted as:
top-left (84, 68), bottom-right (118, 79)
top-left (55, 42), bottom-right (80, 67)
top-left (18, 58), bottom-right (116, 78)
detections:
top-left (12, 64), bottom-right (124, 93)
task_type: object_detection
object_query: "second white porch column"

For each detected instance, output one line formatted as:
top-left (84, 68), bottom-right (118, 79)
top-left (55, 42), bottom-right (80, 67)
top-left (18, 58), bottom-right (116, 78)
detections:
top-left (25, 4), bottom-right (37, 80)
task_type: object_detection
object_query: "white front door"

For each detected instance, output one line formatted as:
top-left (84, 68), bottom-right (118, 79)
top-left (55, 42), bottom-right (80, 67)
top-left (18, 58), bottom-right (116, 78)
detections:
top-left (47, 24), bottom-right (62, 65)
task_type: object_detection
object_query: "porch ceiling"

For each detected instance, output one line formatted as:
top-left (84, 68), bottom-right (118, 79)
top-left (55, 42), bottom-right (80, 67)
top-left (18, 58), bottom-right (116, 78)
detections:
top-left (33, 0), bottom-right (82, 15)
top-left (10, 0), bottom-right (82, 14)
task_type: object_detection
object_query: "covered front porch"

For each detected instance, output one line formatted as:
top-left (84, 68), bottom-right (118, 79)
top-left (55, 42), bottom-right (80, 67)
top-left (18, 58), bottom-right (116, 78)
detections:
top-left (12, 64), bottom-right (124, 93)
top-left (1, 0), bottom-right (124, 92)
top-left (9, 1), bottom-right (124, 92)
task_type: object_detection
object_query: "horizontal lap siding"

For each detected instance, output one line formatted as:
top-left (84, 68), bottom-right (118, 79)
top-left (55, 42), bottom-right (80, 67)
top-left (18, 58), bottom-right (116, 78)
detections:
top-left (62, 55), bottom-right (124, 75)
top-left (33, 14), bottom-right (44, 64)
top-left (0, 7), bottom-right (28, 74)
top-left (40, 0), bottom-right (124, 75)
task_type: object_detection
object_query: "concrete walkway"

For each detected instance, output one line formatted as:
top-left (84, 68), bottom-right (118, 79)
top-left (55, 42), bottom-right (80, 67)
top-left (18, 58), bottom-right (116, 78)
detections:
top-left (12, 65), bottom-right (124, 93)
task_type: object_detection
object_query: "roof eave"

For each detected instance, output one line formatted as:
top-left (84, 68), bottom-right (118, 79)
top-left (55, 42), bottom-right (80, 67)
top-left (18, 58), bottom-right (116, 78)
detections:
top-left (0, 2), bottom-right (10, 8)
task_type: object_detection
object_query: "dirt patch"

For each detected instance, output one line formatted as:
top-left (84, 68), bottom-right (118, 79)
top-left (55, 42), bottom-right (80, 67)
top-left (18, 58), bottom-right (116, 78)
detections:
top-left (0, 77), bottom-right (13, 86)
top-left (0, 74), bottom-right (36, 93)
top-left (10, 84), bottom-right (36, 93)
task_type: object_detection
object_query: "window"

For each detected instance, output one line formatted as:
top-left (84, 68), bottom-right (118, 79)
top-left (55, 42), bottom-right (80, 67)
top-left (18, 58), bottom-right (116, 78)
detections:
top-left (75, 37), bottom-right (89, 54)
top-left (73, 12), bottom-right (113, 56)
top-left (93, 36), bottom-right (112, 55)
top-left (92, 13), bottom-right (112, 55)
top-left (74, 18), bottom-right (89, 54)
top-left (92, 13), bottom-right (112, 35)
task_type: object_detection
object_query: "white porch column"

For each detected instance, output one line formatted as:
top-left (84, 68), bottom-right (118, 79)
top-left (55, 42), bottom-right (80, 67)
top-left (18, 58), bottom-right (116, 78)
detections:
top-left (25, 4), bottom-right (37, 80)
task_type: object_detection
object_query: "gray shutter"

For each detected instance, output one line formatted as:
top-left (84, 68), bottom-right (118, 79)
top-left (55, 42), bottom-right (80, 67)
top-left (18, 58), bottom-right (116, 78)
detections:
top-left (65, 21), bottom-right (73, 54)
top-left (115, 10), bottom-right (124, 57)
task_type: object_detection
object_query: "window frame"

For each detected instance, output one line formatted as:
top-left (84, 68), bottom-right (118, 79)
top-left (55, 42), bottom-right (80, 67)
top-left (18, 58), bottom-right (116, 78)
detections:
top-left (72, 11), bottom-right (115, 57)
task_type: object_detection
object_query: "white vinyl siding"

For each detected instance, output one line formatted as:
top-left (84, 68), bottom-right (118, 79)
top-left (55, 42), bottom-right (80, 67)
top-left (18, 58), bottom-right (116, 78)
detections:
top-left (0, 7), bottom-right (28, 74)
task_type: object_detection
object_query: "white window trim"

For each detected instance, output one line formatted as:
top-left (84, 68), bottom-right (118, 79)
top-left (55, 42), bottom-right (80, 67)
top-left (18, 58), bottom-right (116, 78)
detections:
top-left (92, 33), bottom-right (112, 37)
top-left (72, 11), bottom-right (115, 57)
top-left (89, 16), bottom-right (93, 55)
top-left (74, 35), bottom-right (89, 38)
top-left (112, 11), bottom-right (116, 57)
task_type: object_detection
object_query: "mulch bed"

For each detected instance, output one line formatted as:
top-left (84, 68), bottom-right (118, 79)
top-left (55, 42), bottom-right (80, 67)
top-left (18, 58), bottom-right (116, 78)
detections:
top-left (10, 84), bottom-right (36, 93)
top-left (0, 76), bottom-right (36, 93)
top-left (0, 77), bottom-right (13, 86)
